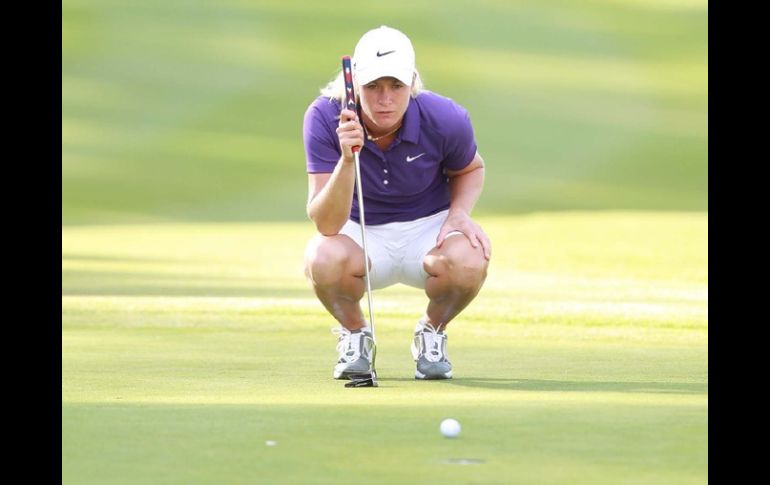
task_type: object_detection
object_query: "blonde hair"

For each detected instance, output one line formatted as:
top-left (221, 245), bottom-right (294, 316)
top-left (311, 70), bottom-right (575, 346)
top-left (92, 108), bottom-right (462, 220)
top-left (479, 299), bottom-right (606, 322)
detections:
top-left (319, 68), bottom-right (425, 101)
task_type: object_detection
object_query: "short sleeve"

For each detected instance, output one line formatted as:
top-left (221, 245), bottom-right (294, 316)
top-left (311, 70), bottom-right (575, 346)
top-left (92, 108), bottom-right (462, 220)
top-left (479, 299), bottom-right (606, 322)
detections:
top-left (442, 104), bottom-right (478, 172)
top-left (303, 99), bottom-right (342, 174)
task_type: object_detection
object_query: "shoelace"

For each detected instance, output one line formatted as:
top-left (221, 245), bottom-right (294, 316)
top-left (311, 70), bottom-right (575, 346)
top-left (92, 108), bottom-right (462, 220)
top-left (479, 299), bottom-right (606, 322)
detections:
top-left (332, 327), bottom-right (365, 363)
top-left (421, 323), bottom-right (447, 363)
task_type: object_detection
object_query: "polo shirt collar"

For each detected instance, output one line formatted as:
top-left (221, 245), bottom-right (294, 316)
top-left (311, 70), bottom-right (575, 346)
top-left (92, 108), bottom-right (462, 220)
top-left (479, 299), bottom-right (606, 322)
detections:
top-left (399, 96), bottom-right (420, 144)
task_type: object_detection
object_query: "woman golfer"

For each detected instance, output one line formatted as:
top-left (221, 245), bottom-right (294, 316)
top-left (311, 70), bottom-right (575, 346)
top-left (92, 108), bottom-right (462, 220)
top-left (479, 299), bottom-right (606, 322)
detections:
top-left (302, 26), bottom-right (490, 380)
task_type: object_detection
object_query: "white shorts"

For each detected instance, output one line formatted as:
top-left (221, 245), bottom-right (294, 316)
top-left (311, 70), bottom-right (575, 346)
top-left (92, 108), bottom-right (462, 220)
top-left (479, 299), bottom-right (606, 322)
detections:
top-left (339, 209), bottom-right (462, 290)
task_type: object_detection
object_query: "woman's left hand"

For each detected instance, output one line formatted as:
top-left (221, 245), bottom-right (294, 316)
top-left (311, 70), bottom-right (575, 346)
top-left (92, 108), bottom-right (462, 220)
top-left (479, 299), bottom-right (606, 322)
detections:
top-left (435, 209), bottom-right (491, 260)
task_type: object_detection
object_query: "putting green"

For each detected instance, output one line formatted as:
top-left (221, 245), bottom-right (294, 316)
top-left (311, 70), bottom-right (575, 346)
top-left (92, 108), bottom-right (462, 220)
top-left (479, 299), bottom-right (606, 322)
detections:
top-left (62, 212), bottom-right (707, 484)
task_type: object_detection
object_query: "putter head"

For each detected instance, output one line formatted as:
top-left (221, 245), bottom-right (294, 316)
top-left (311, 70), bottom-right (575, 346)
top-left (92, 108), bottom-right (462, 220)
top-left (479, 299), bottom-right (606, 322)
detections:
top-left (344, 371), bottom-right (379, 388)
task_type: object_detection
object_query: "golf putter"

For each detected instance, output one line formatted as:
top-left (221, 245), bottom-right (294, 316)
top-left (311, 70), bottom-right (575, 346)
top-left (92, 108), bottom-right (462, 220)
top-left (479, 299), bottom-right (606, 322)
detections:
top-left (341, 55), bottom-right (378, 388)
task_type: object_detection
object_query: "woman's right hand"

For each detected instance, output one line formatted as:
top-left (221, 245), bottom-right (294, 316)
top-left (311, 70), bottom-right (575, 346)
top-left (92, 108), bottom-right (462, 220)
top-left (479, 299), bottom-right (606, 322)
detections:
top-left (336, 108), bottom-right (364, 161)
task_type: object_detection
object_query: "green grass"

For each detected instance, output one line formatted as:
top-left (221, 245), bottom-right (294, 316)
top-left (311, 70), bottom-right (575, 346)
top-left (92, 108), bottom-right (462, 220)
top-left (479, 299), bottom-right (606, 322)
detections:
top-left (62, 0), bottom-right (708, 481)
top-left (62, 213), bottom-right (708, 484)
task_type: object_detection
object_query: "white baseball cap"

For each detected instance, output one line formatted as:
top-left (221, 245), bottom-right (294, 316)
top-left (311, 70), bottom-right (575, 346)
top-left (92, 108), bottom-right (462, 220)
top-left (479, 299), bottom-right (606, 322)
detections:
top-left (353, 26), bottom-right (415, 86)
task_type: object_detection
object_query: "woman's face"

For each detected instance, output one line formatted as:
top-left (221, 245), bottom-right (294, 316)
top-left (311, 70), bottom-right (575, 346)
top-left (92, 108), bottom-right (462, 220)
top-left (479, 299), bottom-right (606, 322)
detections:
top-left (357, 76), bottom-right (412, 134)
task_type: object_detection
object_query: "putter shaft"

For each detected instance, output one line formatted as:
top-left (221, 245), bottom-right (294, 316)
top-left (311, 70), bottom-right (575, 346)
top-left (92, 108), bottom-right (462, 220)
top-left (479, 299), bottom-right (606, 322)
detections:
top-left (341, 56), bottom-right (377, 387)
top-left (354, 150), bottom-right (376, 342)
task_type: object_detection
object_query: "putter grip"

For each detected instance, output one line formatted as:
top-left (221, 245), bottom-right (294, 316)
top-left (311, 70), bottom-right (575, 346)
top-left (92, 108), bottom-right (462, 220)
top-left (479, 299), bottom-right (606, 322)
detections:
top-left (341, 56), bottom-right (360, 153)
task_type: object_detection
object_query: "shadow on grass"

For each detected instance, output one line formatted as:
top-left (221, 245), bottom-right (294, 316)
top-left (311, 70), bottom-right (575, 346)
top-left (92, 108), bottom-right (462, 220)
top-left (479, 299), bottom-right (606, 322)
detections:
top-left (385, 377), bottom-right (706, 394)
top-left (62, 268), bottom-right (312, 298)
top-left (62, 253), bottom-right (179, 263)
top-left (61, 285), bottom-right (313, 298)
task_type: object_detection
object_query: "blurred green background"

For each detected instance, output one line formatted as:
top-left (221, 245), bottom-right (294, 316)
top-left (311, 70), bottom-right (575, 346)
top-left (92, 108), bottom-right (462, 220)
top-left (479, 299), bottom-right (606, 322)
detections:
top-left (61, 0), bottom-right (707, 224)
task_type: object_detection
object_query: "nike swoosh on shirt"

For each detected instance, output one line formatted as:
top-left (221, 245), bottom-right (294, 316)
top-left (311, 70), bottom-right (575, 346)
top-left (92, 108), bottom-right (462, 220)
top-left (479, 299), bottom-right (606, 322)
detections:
top-left (406, 153), bottom-right (426, 162)
top-left (376, 50), bottom-right (396, 57)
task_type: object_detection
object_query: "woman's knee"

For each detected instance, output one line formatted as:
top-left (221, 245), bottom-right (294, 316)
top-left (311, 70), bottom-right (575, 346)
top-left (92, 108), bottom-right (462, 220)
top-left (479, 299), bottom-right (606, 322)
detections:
top-left (304, 235), bottom-right (363, 283)
top-left (425, 236), bottom-right (488, 288)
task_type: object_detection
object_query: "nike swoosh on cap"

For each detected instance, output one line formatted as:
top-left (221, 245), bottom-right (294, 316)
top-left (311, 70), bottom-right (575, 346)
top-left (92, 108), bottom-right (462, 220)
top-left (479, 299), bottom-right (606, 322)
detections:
top-left (376, 50), bottom-right (396, 57)
top-left (406, 153), bottom-right (425, 162)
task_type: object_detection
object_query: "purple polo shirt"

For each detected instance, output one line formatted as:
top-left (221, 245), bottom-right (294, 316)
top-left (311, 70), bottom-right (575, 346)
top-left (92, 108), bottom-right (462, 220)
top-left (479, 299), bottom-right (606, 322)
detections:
top-left (302, 91), bottom-right (478, 225)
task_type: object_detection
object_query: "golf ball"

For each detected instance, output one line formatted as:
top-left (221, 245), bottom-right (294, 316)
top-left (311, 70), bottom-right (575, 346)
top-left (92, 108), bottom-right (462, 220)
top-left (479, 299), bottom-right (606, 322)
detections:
top-left (440, 418), bottom-right (461, 438)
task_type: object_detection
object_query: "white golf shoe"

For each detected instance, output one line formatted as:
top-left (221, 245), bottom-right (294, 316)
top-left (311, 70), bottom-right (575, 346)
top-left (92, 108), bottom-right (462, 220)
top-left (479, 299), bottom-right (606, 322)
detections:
top-left (332, 326), bottom-right (375, 380)
top-left (411, 320), bottom-right (453, 380)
